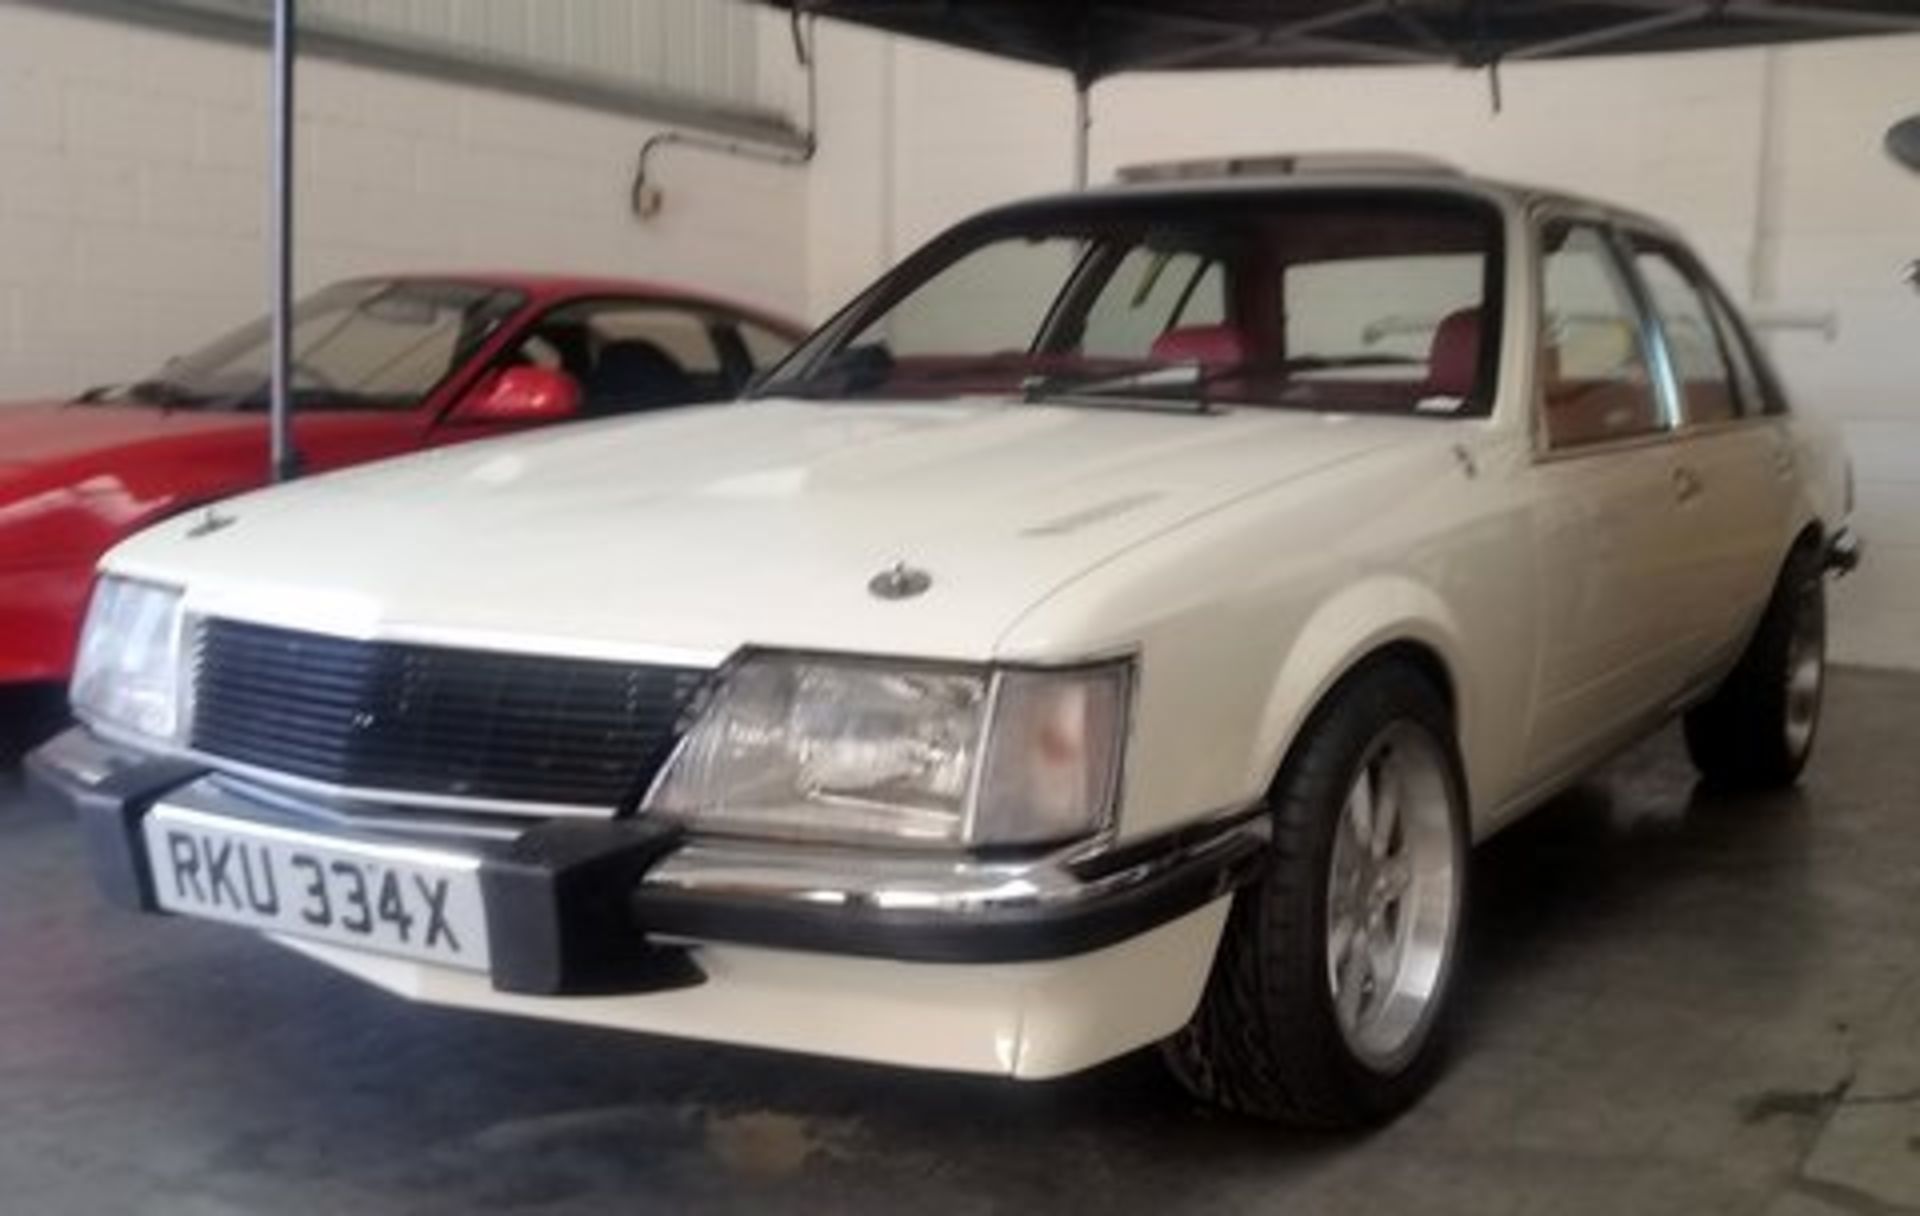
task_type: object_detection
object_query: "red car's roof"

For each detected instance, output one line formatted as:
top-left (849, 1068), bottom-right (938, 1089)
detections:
top-left (372, 271), bottom-right (808, 336)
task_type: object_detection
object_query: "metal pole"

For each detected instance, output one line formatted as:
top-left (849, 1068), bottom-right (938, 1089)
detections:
top-left (1746, 48), bottom-right (1782, 314)
top-left (268, 0), bottom-right (300, 482)
top-left (1072, 79), bottom-right (1091, 189)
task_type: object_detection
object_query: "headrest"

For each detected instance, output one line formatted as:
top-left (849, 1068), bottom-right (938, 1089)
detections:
top-left (1425, 308), bottom-right (1482, 399)
top-left (1151, 324), bottom-right (1247, 369)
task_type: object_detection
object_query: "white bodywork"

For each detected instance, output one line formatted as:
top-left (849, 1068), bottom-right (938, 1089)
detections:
top-left (93, 173), bottom-right (1850, 1076)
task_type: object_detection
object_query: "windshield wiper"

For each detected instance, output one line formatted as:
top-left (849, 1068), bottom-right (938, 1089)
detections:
top-left (1022, 354), bottom-right (1425, 412)
top-left (1020, 361), bottom-right (1249, 412)
top-left (115, 378), bottom-right (213, 411)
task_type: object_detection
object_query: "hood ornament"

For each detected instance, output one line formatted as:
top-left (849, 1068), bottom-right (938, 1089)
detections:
top-left (186, 506), bottom-right (236, 539)
top-left (868, 561), bottom-right (932, 601)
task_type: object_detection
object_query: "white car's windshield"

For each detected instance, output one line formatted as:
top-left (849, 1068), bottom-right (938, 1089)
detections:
top-left (761, 190), bottom-right (1503, 416)
top-left (90, 279), bottom-right (524, 412)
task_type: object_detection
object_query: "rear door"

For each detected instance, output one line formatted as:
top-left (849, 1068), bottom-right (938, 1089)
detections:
top-left (1622, 236), bottom-right (1794, 675)
top-left (1520, 218), bottom-right (1693, 777)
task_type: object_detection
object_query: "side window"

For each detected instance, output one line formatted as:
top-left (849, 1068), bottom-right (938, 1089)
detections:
top-left (1703, 288), bottom-right (1776, 417)
top-left (1539, 222), bottom-right (1666, 449)
top-left (588, 306), bottom-right (722, 374)
top-left (1632, 245), bottom-right (1740, 425)
top-left (508, 300), bottom-right (727, 416)
top-left (1080, 249), bottom-right (1225, 358)
top-left (738, 321), bottom-right (796, 369)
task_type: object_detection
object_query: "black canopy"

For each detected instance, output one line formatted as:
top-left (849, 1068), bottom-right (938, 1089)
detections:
top-left (768, 2), bottom-right (1918, 80)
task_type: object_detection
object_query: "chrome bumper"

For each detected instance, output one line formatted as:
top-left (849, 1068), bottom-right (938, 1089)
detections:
top-left (29, 727), bottom-right (1267, 989)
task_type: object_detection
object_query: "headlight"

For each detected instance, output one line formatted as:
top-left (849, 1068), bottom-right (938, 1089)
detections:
top-left (645, 653), bottom-right (1129, 849)
top-left (71, 575), bottom-right (188, 743)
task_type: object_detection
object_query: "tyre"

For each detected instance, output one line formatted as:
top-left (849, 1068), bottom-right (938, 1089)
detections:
top-left (1683, 542), bottom-right (1826, 791)
top-left (1163, 661), bottom-right (1469, 1128)
top-left (0, 682), bottom-right (68, 767)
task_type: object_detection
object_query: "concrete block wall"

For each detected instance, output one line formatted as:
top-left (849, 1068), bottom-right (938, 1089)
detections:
top-left (0, 3), bottom-right (808, 401)
top-left (803, 26), bottom-right (1920, 670)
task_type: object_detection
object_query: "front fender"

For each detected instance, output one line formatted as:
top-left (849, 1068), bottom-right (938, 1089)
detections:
top-left (1252, 577), bottom-right (1475, 809)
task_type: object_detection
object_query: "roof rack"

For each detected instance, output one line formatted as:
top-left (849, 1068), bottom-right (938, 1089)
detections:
top-left (1115, 152), bottom-right (1462, 184)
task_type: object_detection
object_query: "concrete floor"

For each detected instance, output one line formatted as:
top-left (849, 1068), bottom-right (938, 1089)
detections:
top-left (3, 668), bottom-right (1918, 1216)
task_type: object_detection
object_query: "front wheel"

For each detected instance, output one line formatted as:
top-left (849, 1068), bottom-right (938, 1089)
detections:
top-left (1684, 543), bottom-right (1826, 790)
top-left (1162, 662), bottom-right (1468, 1128)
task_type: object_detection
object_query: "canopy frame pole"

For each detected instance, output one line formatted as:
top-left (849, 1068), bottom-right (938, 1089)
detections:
top-left (1072, 78), bottom-right (1091, 189)
top-left (1734, 1), bottom-right (1920, 34)
top-left (1118, 1), bottom-right (1438, 71)
top-left (1506, 4), bottom-right (1715, 61)
top-left (268, 0), bottom-right (300, 483)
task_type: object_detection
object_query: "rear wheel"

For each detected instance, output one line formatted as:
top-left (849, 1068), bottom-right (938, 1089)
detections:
top-left (1163, 662), bottom-right (1468, 1128)
top-left (1684, 543), bottom-right (1826, 790)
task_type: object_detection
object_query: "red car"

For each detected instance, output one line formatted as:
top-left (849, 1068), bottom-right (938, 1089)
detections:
top-left (0, 273), bottom-right (804, 688)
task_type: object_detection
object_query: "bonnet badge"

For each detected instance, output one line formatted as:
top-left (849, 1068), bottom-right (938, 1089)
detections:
top-left (186, 506), bottom-right (236, 539)
top-left (868, 561), bottom-right (932, 601)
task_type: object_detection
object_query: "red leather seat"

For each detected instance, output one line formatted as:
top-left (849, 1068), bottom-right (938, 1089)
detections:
top-left (1424, 308), bottom-right (1482, 399)
top-left (1151, 324), bottom-right (1248, 369)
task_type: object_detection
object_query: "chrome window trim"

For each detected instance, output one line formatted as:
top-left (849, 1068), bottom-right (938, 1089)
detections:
top-left (1524, 206), bottom-right (1679, 465)
top-left (1530, 427), bottom-right (1682, 465)
top-left (1604, 223), bottom-right (1686, 434)
top-left (1615, 228), bottom-right (1761, 431)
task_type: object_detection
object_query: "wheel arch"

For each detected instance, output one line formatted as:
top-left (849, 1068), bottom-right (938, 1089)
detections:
top-left (1789, 518), bottom-right (1825, 561)
top-left (1250, 577), bottom-right (1475, 819)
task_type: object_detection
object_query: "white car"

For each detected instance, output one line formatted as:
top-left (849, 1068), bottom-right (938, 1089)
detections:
top-left (31, 159), bottom-right (1857, 1128)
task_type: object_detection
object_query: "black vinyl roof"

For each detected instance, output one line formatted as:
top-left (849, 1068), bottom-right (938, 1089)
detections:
top-left (767, 2), bottom-right (1919, 80)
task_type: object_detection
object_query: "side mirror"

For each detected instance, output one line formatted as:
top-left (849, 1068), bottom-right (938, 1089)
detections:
top-left (452, 366), bottom-right (581, 424)
top-left (1886, 115), bottom-right (1920, 173)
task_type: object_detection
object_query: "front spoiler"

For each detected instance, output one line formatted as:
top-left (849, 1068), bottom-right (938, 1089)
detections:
top-left (28, 728), bottom-right (1265, 994)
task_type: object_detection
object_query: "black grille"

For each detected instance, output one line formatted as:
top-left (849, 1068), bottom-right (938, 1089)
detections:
top-left (190, 618), bottom-right (710, 808)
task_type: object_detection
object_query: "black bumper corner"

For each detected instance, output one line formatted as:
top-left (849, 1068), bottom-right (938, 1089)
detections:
top-left (24, 741), bottom-right (205, 915)
top-left (480, 819), bottom-right (701, 996)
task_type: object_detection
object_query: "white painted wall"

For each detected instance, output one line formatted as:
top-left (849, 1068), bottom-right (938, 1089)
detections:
top-left (0, 6), bottom-right (1913, 666)
top-left (0, 3), bottom-right (808, 401)
top-left (802, 25), bottom-right (1920, 669)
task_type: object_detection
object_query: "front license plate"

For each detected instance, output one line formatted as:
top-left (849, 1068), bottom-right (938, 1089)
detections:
top-left (141, 803), bottom-right (491, 971)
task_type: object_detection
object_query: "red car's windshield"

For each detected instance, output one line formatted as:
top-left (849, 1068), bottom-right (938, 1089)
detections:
top-left (759, 190), bottom-right (1503, 416)
top-left (94, 279), bottom-right (524, 412)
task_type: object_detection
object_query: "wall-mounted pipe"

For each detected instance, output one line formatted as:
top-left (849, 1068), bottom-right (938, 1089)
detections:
top-left (632, 13), bottom-right (819, 219)
top-left (1072, 80), bottom-right (1092, 189)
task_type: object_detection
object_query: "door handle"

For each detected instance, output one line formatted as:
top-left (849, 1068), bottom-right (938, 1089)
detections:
top-left (1773, 446), bottom-right (1795, 477)
top-left (1673, 465), bottom-right (1704, 502)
